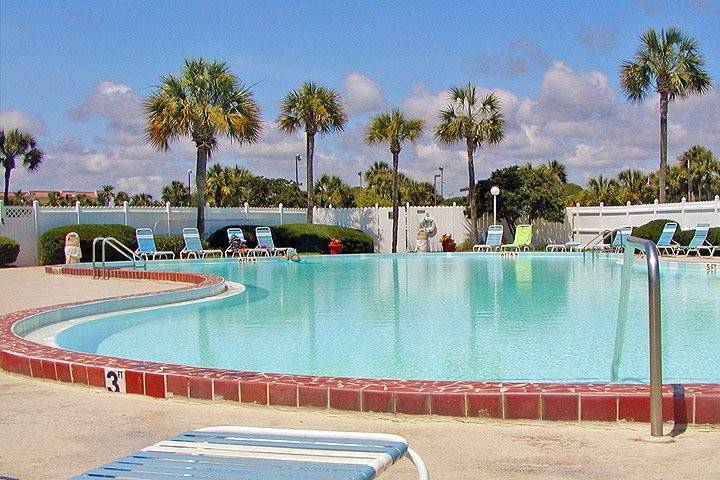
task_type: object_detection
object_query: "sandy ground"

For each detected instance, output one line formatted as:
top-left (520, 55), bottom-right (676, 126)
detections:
top-left (1, 266), bottom-right (719, 479)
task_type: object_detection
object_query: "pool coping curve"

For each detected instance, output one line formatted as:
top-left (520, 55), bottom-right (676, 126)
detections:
top-left (0, 265), bottom-right (718, 424)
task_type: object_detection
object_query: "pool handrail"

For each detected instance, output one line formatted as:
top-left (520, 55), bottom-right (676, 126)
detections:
top-left (624, 235), bottom-right (663, 437)
top-left (91, 236), bottom-right (147, 279)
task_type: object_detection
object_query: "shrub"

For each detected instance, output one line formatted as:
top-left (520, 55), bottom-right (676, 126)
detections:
top-left (0, 235), bottom-right (20, 265)
top-left (38, 224), bottom-right (137, 265)
top-left (632, 219), bottom-right (719, 250)
top-left (208, 224), bottom-right (374, 254)
top-left (154, 235), bottom-right (186, 257)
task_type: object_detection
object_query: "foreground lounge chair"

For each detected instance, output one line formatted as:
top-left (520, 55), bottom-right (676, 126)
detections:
top-left (610, 226), bottom-right (633, 253)
top-left (677, 222), bottom-right (716, 257)
top-left (71, 426), bottom-right (429, 480)
top-left (180, 228), bottom-right (223, 259)
top-left (135, 228), bottom-right (175, 260)
top-left (225, 227), bottom-right (268, 260)
top-left (473, 224), bottom-right (503, 252)
top-left (656, 221), bottom-right (679, 256)
top-left (500, 224), bottom-right (532, 252)
top-left (255, 226), bottom-right (288, 256)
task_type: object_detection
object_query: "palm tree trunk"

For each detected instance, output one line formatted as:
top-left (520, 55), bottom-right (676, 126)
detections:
top-left (658, 92), bottom-right (668, 203)
top-left (306, 132), bottom-right (315, 224)
top-left (195, 144), bottom-right (209, 237)
top-left (391, 150), bottom-right (400, 253)
top-left (466, 139), bottom-right (478, 243)
top-left (3, 167), bottom-right (10, 203)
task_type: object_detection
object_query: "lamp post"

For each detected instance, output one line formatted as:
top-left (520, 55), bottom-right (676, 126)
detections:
top-left (490, 186), bottom-right (500, 225)
top-left (187, 169), bottom-right (192, 206)
top-left (433, 174), bottom-right (442, 205)
top-left (295, 154), bottom-right (302, 187)
top-left (358, 171), bottom-right (363, 188)
top-left (438, 166), bottom-right (444, 199)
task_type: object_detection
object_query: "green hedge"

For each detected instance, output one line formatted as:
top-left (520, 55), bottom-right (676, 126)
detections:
top-left (38, 224), bottom-right (138, 265)
top-left (632, 219), bottom-right (719, 249)
top-left (208, 224), bottom-right (374, 254)
top-left (0, 235), bottom-right (20, 265)
top-left (153, 235), bottom-right (186, 257)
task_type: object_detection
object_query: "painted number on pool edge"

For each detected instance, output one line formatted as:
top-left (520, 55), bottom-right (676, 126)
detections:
top-left (104, 368), bottom-right (126, 393)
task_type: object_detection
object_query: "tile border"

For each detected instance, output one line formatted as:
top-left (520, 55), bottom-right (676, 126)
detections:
top-left (0, 265), bottom-right (718, 424)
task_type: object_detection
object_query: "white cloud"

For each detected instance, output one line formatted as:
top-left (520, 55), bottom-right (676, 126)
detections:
top-left (0, 108), bottom-right (47, 135)
top-left (342, 72), bottom-right (385, 115)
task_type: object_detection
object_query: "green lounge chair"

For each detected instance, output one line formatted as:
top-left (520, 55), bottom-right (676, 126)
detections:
top-left (500, 224), bottom-right (532, 252)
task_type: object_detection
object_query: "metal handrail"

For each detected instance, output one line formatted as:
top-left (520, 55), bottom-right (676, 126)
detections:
top-left (92, 236), bottom-right (146, 279)
top-left (582, 229), bottom-right (614, 252)
top-left (624, 235), bottom-right (663, 437)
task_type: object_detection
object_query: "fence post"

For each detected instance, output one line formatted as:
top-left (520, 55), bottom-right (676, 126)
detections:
top-left (75, 201), bottom-right (81, 224)
top-left (123, 201), bottom-right (129, 225)
top-left (375, 203), bottom-right (380, 252)
top-left (574, 202), bottom-right (580, 240)
top-left (599, 202), bottom-right (604, 234)
top-left (626, 201), bottom-right (631, 224)
top-left (244, 202), bottom-right (249, 223)
top-left (32, 200), bottom-right (39, 234)
top-left (681, 196), bottom-right (687, 227)
top-left (452, 202), bottom-right (457, 240)
top-left (279, 203), bottom-right (284, 225)
top-left (653, 199), bottom-right (658, 217)
top-left (165, 202), bottom-right (171, 235)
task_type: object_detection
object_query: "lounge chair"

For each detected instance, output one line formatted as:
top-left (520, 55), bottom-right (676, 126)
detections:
top-left (255, 226), bottom-right (288, 256)
top-left (473, 224), bottom-right (503, 252)
top-left (677, 222), bottom-right (717, 257)
top-left (71, 426), bottom-right (429, 480)
top-left (180, 228), bottom-right (223, 259)
top-left (224, 227), bottom-right (247, 257)
top-left (134, 228), bottom-right (175, 260)
top-left (546, 240), bottom-right (582, 252)
top-left (655, 222), bottom-right (679, 256)
top-left (609, 226), bottom-right (633, 253)
top-left (500, 224), bottom-right (532, 252)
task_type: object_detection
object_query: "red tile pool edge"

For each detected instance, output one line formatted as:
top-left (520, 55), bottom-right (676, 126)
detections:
top-left (0, 266), bottom-right (718, 424)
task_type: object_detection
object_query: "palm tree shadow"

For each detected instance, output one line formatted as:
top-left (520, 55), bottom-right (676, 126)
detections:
top-left (668, 383), bottom-right (688, 437)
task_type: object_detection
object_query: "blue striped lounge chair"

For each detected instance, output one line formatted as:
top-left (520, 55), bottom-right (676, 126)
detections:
top-left (677, 222), bottom-right (717, 257)
top-left (655, 222), bottom-right (679, 256)
top-left (255, 226), bottom-right (288, 256)
top-left (610, 226), bottom-right (633, 253)
top-left (224, 227), bottom-right (247, 257)
top-left (135, 228), bottom-right (175, 260)
top-left (70, 426), bottom-right (429, 480)
top-left (180, 228), bottom-right (223, 259)
top-left (473, 225), bottom-right (503, 252)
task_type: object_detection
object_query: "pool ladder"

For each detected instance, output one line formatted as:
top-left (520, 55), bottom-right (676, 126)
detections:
top-left (91, 236), bottom-right (146, 279)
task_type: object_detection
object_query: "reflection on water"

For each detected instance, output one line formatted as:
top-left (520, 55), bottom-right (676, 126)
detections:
top-left (56, 255), bottom-right (720, 383)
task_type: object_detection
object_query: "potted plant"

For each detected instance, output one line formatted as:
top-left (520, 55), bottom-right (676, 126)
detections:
top-left (328, 238), bottom-right (343, 254)
top-left (440, 234), bottom-right (456, 252)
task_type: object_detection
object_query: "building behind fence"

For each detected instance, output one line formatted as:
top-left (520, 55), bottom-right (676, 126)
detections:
top-left (1, 196), bottom-right (718, 266)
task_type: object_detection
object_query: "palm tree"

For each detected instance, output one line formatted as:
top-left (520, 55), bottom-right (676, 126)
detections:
top-left (365, 109), bottom-right (424, 252)
top-left (314, 174), bottom-right (354, 208)
top-left (277, 81), bottom-right (346, 223)
top-left (0, 129), bottom-right (44, 203)
top-left (11, 190), bottom-right (28, 206)
top-left (435, 84), bottom-right (505, 242)
top-left (99, 184), bottom-right (114, 206)
top-left (587, 175), bottom-right (620, 205)
top-left (547, 160), bottom-right (568, 183)
top-left (130, 193), bottom-right (154, 206)
top-left (145, 58), bottom-right (262, 236)
top-left (364, 161), bottom-right (393, 198)
top-left (678, 145), bottom-right (719, 201)
top-left (620, 27), bottom-right (711, 203)
top-left (161, 180), bottom-right (191, 206)
top-left (114, 191), bottom-right (130, 206)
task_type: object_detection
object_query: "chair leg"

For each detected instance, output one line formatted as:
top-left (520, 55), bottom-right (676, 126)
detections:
top-left (405, 448), bottom-right (429, 480)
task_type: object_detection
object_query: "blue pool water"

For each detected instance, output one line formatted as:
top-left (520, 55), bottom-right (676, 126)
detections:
top-left (55, 254), bottom-right (720, 383)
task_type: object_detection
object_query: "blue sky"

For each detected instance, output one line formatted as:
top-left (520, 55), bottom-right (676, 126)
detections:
top-left (1, 0), bottom-right (719, 197)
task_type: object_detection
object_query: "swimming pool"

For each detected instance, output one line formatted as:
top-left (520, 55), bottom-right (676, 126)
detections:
top-left (51, 254), bottom-right (720, 383)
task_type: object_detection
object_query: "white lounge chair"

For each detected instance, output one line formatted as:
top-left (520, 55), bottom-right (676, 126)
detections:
top-left (255, 226), bottom-right (288, 256)
top-left (71, 426), bottom-right (429, 480)
top-left (473, 225), bottom-right (503, 252)
top-left (225, 227), bottom-right (268, 261)
top-left (180, 228), bottom-right (223, 259)
top-left (135, 228), bottom-right (175, 260)
top-left (677, 222), bottom-right (716, 257)
top-left (546, 240), bottom-right (582, 252)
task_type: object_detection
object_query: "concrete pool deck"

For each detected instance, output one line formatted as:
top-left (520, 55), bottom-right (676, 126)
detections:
top-left (1, 265), bottom-right (719, 479)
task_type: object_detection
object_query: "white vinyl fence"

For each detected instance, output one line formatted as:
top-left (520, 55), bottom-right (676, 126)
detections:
top-left (1, 196), bottom-right (719, 266)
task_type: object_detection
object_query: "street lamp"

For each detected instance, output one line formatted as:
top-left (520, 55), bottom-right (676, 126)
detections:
top-left (295, 154), bottom-right (302, 186)
top-left (358, 171), bottom-right (363, 188)
top-left (438, 166), bottom-right (444, 199)
top-left (433, 174), bottom-right (442, 205)
top-left (490, 186), bottom-right (500, 225)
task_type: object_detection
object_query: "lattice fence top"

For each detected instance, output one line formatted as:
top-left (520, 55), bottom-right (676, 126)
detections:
top-left (4, 206), bottom-right (34, 218)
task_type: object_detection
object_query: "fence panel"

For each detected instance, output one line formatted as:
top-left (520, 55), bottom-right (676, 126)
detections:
top-left (0, 206), bottom-right (37, 266)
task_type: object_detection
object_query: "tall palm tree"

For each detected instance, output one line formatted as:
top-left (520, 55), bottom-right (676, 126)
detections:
top-left (114, 190), bottom-right (130, 206)
top-left (365, 109), bottom-right (424, 252)
top-left (277, 81), bottom-right (346, 223)
top-left (145, 58), bottom-right (262, 235)
top-left (99, 184), bottom-right (114, 206)
top-left (0, 129), bottom-right (44, 203)
top-left (161, 180), bottom-right (190, 206)
top-left (435, 84), bottom-right (505, 242)
top-left (620, 27), bottom-right (711, 203)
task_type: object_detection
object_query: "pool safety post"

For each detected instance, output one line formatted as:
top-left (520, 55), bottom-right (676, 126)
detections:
top-left (490, 186), bottom-right (500, 225)
top-left (624, 236), bottom-right (663, 437)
